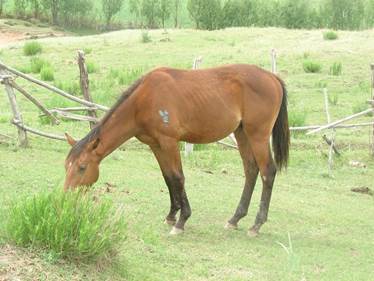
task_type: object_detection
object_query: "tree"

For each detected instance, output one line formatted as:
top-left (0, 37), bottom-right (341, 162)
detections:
top-left (0, 0), bottom-right (7, 16)
top-left (61, 0), bottom-right (93, 26)
top-left (187, 0), bottom-right (203, 29)
top-left (28, 0), bottom-right (41, 18)
top-left (280, 0), bottom-right (310, 29)
top-left (173, 0), bottom-right (181, 28)
top-left (129, 0), bottom-right (142, 26)
top-left (14, 0), bottom-right (27, 18)
top-left (41, 0), bottom-right (61, 25)
top-left (160, 0), bottom-right (172, 28)
top-left (323, 0), bottom-right (364, 30)
top-left (187, 0), bottom-right (221, 30)
top-left (141, 0), bottom-right (160, 28)
top-left (102, 0), bottom-right (124, 28)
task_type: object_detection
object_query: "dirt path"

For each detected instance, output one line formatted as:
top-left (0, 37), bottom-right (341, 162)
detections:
top-left (0, 31), bottom-right (26, 47)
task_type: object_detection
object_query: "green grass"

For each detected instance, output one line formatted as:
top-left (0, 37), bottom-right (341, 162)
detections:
top-left (288, 111), bottom-right (307, 127)
top-left (1, 27), bottom-right (374, 280)
top-left (23, 41), bottom-right (43, 56)
top-left (4, 189), bottom-right (126, 262)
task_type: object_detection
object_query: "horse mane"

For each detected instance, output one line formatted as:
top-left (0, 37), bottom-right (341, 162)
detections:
top-left (68, 77), bottom-right (143, 158)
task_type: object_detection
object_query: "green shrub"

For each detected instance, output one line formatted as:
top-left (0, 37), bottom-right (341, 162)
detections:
top-left (86, 61), bottom-right (98, 74)
top-left (323, 31), bottom-right (338, 40)
top-left (40, 66), bottom-right (54, 81)
top-left (83, 47), bottom-right (92, 55)
top-left (141, 31), bottom-right (152, 43)
top-left (288, 111), bottom-right (307, 127)
top-left (303, 60), bottom-right (322, 73)
top-left (5, 189), bottom-right (126, 262)
top-left (23, 41), bottom-right (42, 56)
top-left (330, 62), bottom-right (342, 76)
top-left (30, 57), bottom-right (50, 74)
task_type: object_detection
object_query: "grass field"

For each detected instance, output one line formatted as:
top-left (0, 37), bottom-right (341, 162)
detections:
top-left (0, 27), bottom-right (374, 280)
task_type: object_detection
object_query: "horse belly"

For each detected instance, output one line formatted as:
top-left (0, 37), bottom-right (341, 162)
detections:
top-left (180, 108), bottom-right (241, 144)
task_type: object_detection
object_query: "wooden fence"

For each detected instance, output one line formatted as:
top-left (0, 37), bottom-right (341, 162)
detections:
top-left (1, 50), bottom-right (374, 171)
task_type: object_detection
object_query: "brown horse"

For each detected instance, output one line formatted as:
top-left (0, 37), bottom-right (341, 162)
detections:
top-left (64, 64), bottom-right (290, 236)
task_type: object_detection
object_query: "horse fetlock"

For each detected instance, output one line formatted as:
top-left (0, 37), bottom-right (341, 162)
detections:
top-left (164, 217), bottom-right (177, 226)
top-left (224, 222), bottom-right (238, 230)
top-left (169, 226), bottom-right (184, 235)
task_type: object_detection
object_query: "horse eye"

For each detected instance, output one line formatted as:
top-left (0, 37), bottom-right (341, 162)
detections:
top-left (78, 165), bottom-right (87, 173)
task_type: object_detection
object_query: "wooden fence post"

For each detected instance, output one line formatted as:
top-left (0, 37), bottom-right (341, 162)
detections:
top-left (0, 71), bottom-right (28, 147)
top-left (185, 57), bottom-right (203, 156)
top-left (78, 50), bottom-right (97, 129)
top-left (271, 49), bottom-right (277, 74)
top-left (371, 64), bottom-right (374, 156)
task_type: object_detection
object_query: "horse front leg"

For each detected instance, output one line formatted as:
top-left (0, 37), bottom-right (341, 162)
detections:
top-left (163, 174), bottom-right (181, 225)
top-left (151, 140), bottom-right (191, 235)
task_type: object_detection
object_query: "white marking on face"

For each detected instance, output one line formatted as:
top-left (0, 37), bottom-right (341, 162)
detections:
top-left (262, 175), bottom-right (267, 182)
top-left (158, 110), bottom-right (169, 124)
top-left (69, 162), bottom-right (73, 168)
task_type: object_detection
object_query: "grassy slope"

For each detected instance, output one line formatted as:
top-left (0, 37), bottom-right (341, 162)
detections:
top-left (0, 28), bottom-right (374, 280)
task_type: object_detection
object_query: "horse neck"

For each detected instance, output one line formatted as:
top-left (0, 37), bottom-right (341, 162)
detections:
top-left (95, 97), bottom-right (138, 159)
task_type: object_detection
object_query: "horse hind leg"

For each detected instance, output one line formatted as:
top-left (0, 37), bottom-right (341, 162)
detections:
top-left (225, 127), bottom-right (259, 229)
top-left (246, 135), bottom-right (277, 237)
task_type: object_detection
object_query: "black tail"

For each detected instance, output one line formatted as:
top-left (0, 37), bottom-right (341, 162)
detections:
top-left (272, 77), bottom-right (290, 171)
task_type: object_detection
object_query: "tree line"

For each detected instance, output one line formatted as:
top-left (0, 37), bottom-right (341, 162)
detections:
top-left (2, 0), bottom-right (374, 31)
top-left (189, 0), bottom-right (374, 30)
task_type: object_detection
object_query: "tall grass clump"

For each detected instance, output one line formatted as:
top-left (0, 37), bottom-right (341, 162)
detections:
top-left (30, 57), bottom-right (50, 73)
top-left (5, 189), bottom-right (126, 262)
top-left (23, 41), bottom-right (42, 56)
top-left (86, 61), bottom-right (98, 74)
top-left (40, 65), bottom-right (54, 81)
top-left (323, 31), bottom-right (338, 40)
top-left (330, 62), bottom-right (342, 76)
top-left (303, 60), bottom-right (322, 73)
top-left (141, 31), bottom-right (151, 43)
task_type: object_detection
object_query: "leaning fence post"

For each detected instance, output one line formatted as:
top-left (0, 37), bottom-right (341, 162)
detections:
top-left (185, 56), bottom-right (203, 156)
top-left (323, 88), bottom-right (335, 176)
top-left (0, 70), bottom-right (28, 147)
top-left (78, 50), bottom-right (97, 129)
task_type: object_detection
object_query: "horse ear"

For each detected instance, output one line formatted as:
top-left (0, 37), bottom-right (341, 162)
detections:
top-left (91, 138), bottom-right (100, 150)
top-left (65, 132), bottom-right (77, 147)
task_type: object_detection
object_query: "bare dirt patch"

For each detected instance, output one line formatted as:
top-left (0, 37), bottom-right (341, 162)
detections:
top-left (0, 19), bottom-right (66, 48)
top-left (0, 31), bottom-right (26, 47)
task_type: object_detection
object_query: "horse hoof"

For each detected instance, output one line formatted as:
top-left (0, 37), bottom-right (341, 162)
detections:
top-left (224, 222), bottom-right (238, 230)
top-left (164, 219), bottom-right (176, 226)
top-left (169, 226), bottom-right (184, 235)
top-left (247, 229), bottom-right (259, 238)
